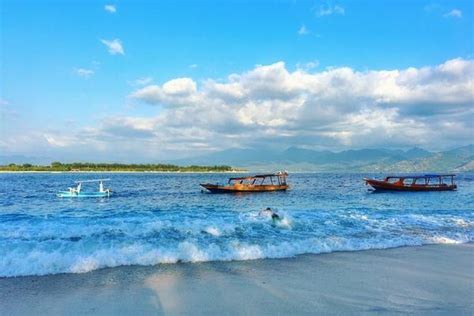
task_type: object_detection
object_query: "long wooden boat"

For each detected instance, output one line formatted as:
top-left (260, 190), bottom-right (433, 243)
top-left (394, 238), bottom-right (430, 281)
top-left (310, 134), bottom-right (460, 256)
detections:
top-left (201, 172), bottom-right (289, 193)
top-left (364, 174), bottom-right (457, 192)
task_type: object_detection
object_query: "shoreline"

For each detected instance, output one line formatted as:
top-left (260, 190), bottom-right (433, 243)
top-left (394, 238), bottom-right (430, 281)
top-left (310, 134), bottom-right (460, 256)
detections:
top-left (1, 243), bottom-right (472, 314)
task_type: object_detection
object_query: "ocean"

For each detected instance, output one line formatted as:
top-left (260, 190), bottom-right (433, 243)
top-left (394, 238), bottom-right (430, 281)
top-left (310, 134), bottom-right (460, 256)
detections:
top-left (0, 172), bottom-right (473, 277)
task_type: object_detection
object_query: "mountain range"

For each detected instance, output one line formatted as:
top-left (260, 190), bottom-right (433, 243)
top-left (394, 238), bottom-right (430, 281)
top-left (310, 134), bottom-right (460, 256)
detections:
top-left (2, 145), bottom-right (472, 172)
top-left (173, 145), bottom-right (474, 172)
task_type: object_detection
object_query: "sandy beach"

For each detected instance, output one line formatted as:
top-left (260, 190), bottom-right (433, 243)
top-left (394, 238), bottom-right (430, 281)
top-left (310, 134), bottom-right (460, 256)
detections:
top-left (1, 244), bottom-right (472, 315)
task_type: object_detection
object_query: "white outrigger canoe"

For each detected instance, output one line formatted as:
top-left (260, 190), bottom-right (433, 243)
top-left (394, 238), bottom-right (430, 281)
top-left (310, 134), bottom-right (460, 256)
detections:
top-left (57, 179), bottom-right (112, 197)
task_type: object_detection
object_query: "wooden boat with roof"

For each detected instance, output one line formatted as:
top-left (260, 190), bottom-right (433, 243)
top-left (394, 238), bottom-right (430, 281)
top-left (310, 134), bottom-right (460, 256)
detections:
top-left (364, 174), bottom-right (457, 192)
top-left (200, 171), bottom-right (289, 193)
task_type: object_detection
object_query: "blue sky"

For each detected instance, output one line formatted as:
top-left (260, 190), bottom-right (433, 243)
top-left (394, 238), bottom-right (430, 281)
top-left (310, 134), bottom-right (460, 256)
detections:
top-left (1, 0), bottom-right (473, 162)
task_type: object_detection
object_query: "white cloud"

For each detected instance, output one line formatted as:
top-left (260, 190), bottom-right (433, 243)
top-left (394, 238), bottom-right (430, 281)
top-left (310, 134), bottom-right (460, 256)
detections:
top-left (74, 68), bottom-right (94, 78)
top-left (131, 78), bottom-right (199, 106)
top-left (100, 39), bottom-right (124, 55)
top-left (4, 58), bottom-right (473, 159)
top-left (44, 134), bottom-right (76, 147)
top-left (444, 9), bottom-right (462, 18)
top-left (298, 25), bottom-right (309, 35)
top-left (123, 58), bottom-right (473, 154)
top-left (132, 58), bottom-right (474, 111)
top-left (316, 4), bottom-right (345, 17)
top-left (189, 64), bottom-right (199, 69)
top-left (104, 5), bottom-right (116, 13)
top-left (162, 78), bottom-right (197, 95)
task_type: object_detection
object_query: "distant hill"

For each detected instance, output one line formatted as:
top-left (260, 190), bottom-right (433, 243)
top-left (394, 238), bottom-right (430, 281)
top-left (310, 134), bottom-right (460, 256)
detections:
top-left (173, 145), bottom-right (474, 172)
top-left (363, 145), bottom-right (474, 173)
top-left (402, 147), bottom-right (432, 159)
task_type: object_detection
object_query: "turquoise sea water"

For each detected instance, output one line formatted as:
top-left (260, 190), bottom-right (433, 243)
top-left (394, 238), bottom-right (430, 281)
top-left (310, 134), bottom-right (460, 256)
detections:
top-left (0, 173), bottom-right (473, 277)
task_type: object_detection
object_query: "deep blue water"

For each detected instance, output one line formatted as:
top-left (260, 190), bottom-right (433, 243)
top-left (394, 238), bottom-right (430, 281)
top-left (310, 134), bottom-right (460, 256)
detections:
top-left (0, 172), bottom-right (473, 277)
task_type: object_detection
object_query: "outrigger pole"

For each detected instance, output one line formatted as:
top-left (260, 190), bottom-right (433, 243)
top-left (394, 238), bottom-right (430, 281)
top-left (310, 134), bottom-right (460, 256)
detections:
top-left (74, 179), bottom-right (111, 183)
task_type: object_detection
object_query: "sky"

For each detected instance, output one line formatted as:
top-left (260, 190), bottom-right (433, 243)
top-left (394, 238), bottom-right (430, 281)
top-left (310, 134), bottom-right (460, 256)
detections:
top-left (0, 0), bottom-right (473, 162)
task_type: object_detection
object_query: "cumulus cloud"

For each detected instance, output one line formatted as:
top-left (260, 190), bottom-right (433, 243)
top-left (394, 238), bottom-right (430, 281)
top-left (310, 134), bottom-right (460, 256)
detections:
top-left (123, 58), bottom-right (474, 154)
top-left (74, 68), bottom-right (94, 78)
top-left (131, 78), bottom-right (199, 106)
top-left (101, 39), bottom-right (124, 55)
top-left (4, 58), bottom-right (473, 159)
top-left (443, 9), bottom-right (462, 18)
top-left (104, 5), bottom-right (116, 13)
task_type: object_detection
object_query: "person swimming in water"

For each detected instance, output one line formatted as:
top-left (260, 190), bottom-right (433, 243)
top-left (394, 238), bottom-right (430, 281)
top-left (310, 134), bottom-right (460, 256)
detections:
top-left (260, 207), bottom-right (281, 223)
top-left (259, 207), bottom-right (272, 216)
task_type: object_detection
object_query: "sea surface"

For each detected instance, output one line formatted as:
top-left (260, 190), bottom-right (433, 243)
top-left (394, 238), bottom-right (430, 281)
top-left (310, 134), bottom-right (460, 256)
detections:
top-left (0, 172), bottom-right (473, 277)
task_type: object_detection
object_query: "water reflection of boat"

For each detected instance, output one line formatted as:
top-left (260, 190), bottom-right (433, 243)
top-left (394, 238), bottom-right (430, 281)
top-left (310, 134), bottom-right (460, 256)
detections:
top-left (201, 172), bottom-right (289, 193)
top-left (57, 179), bottom-right (112, 197)
top-left (364, 174), bottom-right (457, 192)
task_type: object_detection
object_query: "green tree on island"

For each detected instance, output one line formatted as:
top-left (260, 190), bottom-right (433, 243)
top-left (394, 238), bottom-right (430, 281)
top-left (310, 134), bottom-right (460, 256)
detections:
top-left (0, 162), bottom-right (237, 172)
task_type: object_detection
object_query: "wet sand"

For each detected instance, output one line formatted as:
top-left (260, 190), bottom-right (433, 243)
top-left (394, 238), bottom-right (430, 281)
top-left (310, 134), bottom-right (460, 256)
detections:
top-left (1, 244), bottom-right (473, 315)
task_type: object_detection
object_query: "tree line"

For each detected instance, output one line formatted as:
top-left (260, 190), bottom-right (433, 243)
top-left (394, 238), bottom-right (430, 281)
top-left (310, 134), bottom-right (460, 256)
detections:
top-left (0, 162), bottom-right (235, 172)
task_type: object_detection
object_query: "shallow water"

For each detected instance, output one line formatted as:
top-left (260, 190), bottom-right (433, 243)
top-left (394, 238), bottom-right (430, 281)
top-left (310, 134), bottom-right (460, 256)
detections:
top-left (0, 172), bottom-right (473, 277)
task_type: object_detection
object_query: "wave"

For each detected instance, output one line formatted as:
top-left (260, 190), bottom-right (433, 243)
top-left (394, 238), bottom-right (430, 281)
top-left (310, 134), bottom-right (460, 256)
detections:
top-left (0, 232), bottom-right (471, 277)
top-left (1, 209), bottom-right (473, 277)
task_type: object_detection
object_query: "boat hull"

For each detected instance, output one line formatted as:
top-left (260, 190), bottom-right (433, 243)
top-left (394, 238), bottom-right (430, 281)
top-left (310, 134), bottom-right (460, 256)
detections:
top-left (364, 179), bottom-right (456, 192)
top-left (200, 183), bottom-right (288, 193)
top-left (57, 191), bottom-right (111, 197)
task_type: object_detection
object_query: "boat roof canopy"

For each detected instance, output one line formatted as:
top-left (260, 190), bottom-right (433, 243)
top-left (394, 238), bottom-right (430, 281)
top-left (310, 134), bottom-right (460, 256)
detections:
top-left (229, 172), bottom-right (288, 181)
top-left (74, 178), bottom-right (111, 183)
top-left (386, 174), bottom-right (455, 179)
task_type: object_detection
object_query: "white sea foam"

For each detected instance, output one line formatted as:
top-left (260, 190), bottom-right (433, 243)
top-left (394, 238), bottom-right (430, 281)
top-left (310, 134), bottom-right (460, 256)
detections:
top-left (1, 204), bottom-right (473, 277)
top-left (0, 231), bottom-right (471, 277)
top-left (204, 226), bottom-right (222, 236)
top-left (427, 235), bottom-right (468, 244)
top-left (274, 215), bottom-right (293, 229)
top-left (453, 218), bottom-right (472, 228)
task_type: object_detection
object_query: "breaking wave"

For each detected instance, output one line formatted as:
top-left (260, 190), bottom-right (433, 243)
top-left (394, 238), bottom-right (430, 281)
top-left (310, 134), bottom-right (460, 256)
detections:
top-left (0, 212), bottom-right (472, 277)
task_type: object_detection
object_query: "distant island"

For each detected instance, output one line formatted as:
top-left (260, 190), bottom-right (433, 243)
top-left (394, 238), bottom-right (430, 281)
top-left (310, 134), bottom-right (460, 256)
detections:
top-left (0, 162), bottom-right (237, 173)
